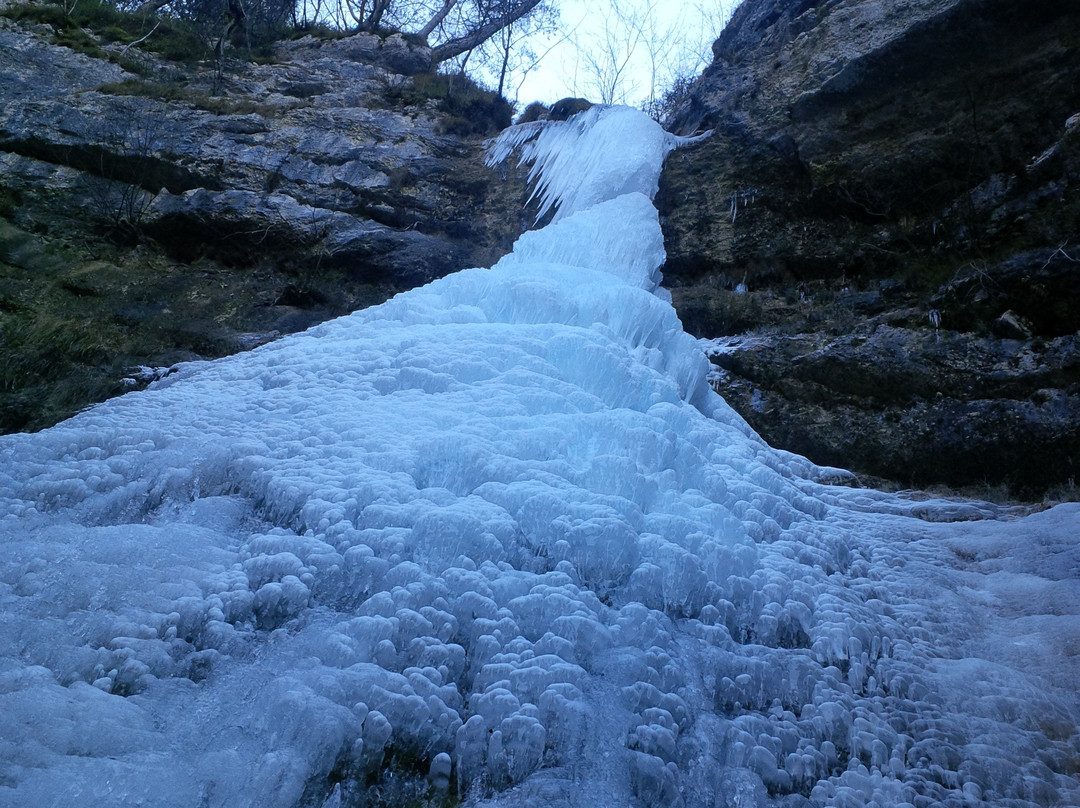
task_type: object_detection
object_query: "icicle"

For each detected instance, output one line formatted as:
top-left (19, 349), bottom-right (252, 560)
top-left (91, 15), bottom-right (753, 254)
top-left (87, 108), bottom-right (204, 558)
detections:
top-left (486, 105), bottom-right (711, 223)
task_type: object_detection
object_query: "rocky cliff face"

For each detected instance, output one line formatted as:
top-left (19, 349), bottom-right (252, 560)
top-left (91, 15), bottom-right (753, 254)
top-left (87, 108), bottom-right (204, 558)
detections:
top-left (0, 10), bottom-right (528, 431)
top-left (659, 0), bottom-right (1080, 498)
top-left (4, 0), bottom-right (1078, 499)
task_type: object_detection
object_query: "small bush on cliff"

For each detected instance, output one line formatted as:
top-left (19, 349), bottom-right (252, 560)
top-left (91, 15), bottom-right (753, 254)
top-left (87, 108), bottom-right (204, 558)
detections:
top-left (643, 75), bottom-right (696, 125)
top-left (2, 0), bottom-right (105, 56)
top-left (97, 79), bottom-right (277, 116)
top-left (381, 72), bottom-right (513, 136)
top-left (516, 101), bottom-right (549, 124)
top-left (0, 0), bottom-right (210, 61)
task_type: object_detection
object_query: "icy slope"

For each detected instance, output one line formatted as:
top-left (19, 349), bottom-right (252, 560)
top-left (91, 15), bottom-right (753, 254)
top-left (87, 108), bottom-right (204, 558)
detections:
top-left (1, 106), bottom-right (1078, 808)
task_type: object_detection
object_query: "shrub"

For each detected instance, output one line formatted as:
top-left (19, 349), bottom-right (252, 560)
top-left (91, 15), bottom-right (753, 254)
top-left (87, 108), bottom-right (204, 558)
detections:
top-left (99, 23), bottom-right (135, 43)
top-left (516, 101), bottom-right (549, 124)
top-left (1, 2), bottom-right (70, 28)
top-left (383, 72), bottom-right (513, 136)
top-left (643, 75), bottom-right (697, 125)
top-left (0, 0), bottom-right (211, 62)
top-left (97, 80), bottom-right (277, 116)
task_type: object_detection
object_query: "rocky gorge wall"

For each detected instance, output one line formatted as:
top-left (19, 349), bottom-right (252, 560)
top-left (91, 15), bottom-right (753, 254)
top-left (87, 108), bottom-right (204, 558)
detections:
top-left (3, 0), bottom-right (1078, 500)
top-left (659, 0), bottom-right (1080, 498)
top-left (0, 8), bottom-right (528, 432)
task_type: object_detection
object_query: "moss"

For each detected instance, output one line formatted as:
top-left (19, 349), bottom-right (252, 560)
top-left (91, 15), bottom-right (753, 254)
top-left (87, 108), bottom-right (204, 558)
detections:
top-left (0, 0), bottom-right (210, 61)
top-left (96, 80), bottom-right (278, 117)
top-left (0, 297), bottom-right (137, 433)
top-left (0, 220), bottom-right (323, 434)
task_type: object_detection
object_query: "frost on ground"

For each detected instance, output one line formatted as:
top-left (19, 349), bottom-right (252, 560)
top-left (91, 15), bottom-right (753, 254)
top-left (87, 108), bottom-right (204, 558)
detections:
top-left (1, 106), bottom-right (1078, 808)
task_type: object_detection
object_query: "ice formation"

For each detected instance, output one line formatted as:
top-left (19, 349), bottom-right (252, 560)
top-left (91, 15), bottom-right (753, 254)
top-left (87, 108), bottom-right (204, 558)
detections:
top-left (1, 106), bottom-right (1078, 808)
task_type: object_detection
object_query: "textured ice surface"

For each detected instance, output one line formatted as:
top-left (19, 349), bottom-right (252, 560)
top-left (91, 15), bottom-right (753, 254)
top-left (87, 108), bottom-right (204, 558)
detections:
top-left (2, 106), bottom-right (1078, 808)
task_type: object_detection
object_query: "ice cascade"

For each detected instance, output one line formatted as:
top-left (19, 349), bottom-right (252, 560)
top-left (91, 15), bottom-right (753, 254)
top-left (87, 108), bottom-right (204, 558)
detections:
top-left (1, 106), bottom-right (1078, 808)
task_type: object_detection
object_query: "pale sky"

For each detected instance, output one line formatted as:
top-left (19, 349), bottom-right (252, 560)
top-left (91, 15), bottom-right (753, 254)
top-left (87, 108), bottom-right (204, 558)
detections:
top-left (505, 0), bottom-right (735, 108)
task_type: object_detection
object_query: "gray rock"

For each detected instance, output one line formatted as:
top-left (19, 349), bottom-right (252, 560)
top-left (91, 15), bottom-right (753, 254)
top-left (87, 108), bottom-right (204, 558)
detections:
top-left (992, 310), bottom-right (1033, 341)
top-left (660, 0), bottom-right (1080, 497)
top-left (0, 17), bottom-right (522, 276)
top-left (285, 31), bottom-right (432, 76)
top-left (706, 317), bottom-right (1080, 497)
top-left (0, 15), bottom-right (529, 433)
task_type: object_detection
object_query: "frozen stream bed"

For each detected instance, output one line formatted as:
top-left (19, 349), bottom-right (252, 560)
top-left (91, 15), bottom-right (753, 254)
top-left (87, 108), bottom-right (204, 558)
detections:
top-left (1, 107), bottom-right (1078, 808)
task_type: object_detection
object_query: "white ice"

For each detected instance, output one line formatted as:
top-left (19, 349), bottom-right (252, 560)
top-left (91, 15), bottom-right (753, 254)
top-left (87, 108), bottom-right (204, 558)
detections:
top-left (1, 105), bottom-right (1078, 808)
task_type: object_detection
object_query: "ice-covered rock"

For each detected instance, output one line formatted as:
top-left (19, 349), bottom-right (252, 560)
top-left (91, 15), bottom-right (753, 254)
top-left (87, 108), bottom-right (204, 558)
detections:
top-left (1, 105), bottom-right (1077, 808)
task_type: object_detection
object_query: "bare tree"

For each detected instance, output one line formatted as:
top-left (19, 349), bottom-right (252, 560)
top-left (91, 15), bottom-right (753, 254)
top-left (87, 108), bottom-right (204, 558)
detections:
top-left (136, 0), bottom-right (553, 72)
top-left (446, 0), bottom-right (559, 98)
top-left (304, 0), bottom-right (551, 66)
top-left (570, 0), bottom-right (732, 108)
top-left (427, 0), bottom-right (548, 64)
top-left (576, 2), bottom-right (646, 104)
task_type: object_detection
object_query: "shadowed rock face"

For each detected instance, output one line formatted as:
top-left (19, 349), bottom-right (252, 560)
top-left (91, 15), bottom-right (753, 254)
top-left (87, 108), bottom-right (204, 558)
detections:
top-left (659, 0), bottom-right (1080, 498)
top-left (0, 21), bottom-right (529, 433)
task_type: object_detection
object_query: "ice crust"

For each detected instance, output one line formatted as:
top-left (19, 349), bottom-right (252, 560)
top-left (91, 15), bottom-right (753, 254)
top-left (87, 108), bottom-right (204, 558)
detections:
top-left (1, 106), bottom-right (1078, 808)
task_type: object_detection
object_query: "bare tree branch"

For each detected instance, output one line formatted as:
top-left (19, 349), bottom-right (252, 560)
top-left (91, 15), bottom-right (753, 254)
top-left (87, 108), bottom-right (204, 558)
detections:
top-left (120, 19), bottom-right (160, 55)
top-left (418, 0), bottom-right (458, 40)
top-left (430, 0), bottom-right (543, 64)
top-left (367, 0), bottom-right (391, 30)
top-left (136, 0), bottom-right (172, 13)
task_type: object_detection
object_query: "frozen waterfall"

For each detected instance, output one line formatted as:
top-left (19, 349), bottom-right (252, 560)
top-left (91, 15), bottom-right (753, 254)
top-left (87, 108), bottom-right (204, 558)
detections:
top-left (1, 106), bottom-right (1078, 808)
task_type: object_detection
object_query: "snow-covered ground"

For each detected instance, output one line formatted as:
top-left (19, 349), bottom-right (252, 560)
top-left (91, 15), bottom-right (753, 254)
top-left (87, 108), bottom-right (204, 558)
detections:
top-left (2, 107), bottom-right (1078, 808)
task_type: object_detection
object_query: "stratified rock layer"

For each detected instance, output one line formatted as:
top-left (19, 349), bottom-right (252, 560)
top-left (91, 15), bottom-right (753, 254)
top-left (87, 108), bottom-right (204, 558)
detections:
top-left (0, 18), bottom-right (526, 432)
top-left (659, 0), bottom-right (1080, 497)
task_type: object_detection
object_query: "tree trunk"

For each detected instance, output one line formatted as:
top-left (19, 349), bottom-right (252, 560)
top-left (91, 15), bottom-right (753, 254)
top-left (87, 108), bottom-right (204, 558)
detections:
top-left (418, 0), bottom-right (458, 42)
top-left (496, 22), bottom-right (512, 97)
top-left (430, 0), bottom-right (543, 64)
top-left (136, 0), bottom-right (172, 13)
top-left (367, 0), bottom-right (391, 31)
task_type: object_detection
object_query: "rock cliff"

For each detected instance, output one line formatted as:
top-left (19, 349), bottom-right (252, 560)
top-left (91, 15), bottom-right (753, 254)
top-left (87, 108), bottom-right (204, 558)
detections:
top-left (3, 0), bottom-right (1078, 499)
top-left (0, 8), bottom-right (527, 431)
top-left (659, 0), bottom-right (1080, 498)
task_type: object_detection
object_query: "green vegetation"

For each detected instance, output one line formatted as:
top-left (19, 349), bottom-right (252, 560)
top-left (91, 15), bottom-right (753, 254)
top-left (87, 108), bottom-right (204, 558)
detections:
top-left (0, 206), bottom-right (395, 433)
top-left (96, 78), bottom-right (191, 103)
top-left (1, 0), bottom-right (520, 123)
top-left (0, 219), bottom-right (286, 432)
top-left (97, 79), bottom-right (278, 116)
top-left (2, 0), bottom-right (106, 57)
top-left (0, 0), bottom-right (211, 62)
top-left (0, 2), bottom-right (519, 434)
top-left (381, 72), bottom-right (513, 136)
